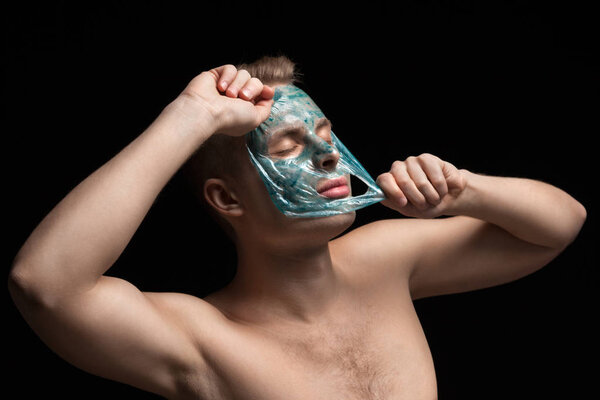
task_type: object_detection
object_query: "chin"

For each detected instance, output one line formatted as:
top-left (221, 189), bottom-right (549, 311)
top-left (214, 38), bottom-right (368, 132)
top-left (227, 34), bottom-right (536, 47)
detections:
top-left (296, 210), bottom-right (356, 241)
top-left (250, 209), bottom-right (356, 251)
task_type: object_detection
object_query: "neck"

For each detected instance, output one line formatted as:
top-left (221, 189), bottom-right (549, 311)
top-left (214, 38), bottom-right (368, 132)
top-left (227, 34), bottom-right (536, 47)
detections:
top-left (223, 237), bottom-right (344, 327)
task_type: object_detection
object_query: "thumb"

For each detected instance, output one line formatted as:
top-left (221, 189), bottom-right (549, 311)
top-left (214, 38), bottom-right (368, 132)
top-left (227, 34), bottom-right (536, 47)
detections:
top-left (254, 98), bottom-right (274, 124)
top-left (253, 84), bottom-right (275, 122)
top-left (443, 162), bottom-right (466, 195)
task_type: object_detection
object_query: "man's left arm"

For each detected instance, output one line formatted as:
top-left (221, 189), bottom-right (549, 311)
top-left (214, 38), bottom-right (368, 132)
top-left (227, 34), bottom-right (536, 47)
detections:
top-left (350, 153), bottom-right (587, 299)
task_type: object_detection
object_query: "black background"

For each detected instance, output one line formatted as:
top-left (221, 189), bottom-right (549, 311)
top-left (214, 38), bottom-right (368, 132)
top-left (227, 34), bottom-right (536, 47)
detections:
top-left (5, 1), bottom-right (597, 399)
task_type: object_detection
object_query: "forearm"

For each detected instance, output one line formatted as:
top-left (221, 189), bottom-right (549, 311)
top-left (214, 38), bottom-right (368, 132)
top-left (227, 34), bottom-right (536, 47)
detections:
top-left (10, 95), bottom-right (214, 297)
top-left (449, 170), bottom-right (587, 249)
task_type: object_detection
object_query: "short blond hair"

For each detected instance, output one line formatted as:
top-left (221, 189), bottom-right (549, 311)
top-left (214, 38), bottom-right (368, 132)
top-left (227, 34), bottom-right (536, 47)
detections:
top-left (237, 55), bottom-right (300, 86)
top-left (181, 55), bottom-right (299, 241)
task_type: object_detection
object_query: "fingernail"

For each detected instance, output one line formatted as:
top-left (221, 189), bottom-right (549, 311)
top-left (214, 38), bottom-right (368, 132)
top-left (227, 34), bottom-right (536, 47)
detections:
top-left (241, 89), bottom-right (250, 98)
top-left (220, 81), bottom-right (229, 91)
top-left (226, 87), bottom-right (237, 97)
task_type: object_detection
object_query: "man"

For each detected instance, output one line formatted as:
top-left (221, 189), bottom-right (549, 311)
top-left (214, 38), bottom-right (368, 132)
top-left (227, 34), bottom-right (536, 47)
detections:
top-left (9, 56), bottom-right (586, 399)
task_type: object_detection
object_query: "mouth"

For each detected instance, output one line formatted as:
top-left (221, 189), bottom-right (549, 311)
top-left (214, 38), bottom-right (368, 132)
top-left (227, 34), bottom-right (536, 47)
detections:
top-left (316, 176), bottom-right (351, 199)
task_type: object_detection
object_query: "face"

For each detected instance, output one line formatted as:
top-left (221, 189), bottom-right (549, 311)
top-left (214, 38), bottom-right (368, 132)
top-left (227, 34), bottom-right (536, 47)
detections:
top-left (246, 85), bottom-right (384, 218)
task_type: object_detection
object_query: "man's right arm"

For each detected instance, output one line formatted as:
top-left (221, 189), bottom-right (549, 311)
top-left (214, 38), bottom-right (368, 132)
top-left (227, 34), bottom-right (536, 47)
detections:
top-left (8, 65), bottom-right (273, 397)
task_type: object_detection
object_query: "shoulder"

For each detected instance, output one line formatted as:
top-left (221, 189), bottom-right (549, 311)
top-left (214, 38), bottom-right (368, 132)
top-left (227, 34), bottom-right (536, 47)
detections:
top-left (332, 217), bottom-right (474, 256)
top-left (329, 219), bottom-right (422, 288)
top-left (331, 218), bottom-right (435, 259)
top-left (329, 217), bottom-right (471, 288)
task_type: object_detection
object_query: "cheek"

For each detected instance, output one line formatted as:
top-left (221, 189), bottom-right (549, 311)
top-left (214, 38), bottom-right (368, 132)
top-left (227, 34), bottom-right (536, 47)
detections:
top-left (239, 159), bottom-right (269, 200)
top-left (273, 160), bottom-right (319, 189)
top-left (237, 160), bottom-right (283, 215)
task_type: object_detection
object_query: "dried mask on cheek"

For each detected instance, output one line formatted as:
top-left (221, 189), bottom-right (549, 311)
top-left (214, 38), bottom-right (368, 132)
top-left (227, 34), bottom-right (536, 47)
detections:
top-left (246, 85), bottom-right (384, 217)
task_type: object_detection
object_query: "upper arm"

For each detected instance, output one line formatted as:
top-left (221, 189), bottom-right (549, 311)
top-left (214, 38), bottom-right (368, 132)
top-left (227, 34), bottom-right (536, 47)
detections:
top-left (334, 216), bottom-right (563, 300)
top-left (10, 275), bottom-right (220, 398)
top-left (407, 216), bottom-right (562, 299)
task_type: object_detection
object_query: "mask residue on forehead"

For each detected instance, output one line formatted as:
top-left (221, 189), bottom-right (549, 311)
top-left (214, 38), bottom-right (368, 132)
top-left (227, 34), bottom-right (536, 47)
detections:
top-left (261, 85), bottom-right (325, 134)
top-left (246, 84), bottom-right (384, 218)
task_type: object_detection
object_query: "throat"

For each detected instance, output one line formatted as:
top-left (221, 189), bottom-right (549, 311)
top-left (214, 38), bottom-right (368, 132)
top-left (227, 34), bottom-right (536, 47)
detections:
top-left (224, 241), bottom-right (346, 326)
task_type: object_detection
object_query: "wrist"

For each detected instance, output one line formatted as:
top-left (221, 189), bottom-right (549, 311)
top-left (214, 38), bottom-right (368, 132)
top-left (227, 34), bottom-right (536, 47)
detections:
top-left (444, 169), bottom-right (481, 216)
top-left (162, 94), bottom-right (218, 144)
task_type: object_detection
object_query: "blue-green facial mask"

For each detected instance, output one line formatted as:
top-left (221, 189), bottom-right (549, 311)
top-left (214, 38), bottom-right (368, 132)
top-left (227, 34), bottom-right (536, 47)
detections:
top-left (246, 85), bottom-right (384, 217)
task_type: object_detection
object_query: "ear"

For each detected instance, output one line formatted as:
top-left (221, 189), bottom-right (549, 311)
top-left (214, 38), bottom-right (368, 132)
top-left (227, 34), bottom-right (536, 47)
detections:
top-left (204, 178), bottom-right (243, 217)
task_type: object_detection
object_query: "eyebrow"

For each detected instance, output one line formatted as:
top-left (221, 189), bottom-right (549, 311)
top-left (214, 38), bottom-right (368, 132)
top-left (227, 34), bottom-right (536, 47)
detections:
top-left (268, 117), bottom-right (333, 141)
top-left (315, 118), bottom-right (332, 131)
top-left (268, 121), bottom-right (305, 139)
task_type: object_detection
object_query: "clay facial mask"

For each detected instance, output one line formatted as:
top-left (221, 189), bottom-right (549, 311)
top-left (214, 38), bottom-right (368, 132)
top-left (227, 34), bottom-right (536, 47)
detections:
top-left (246, 85), bottom-right (385, 217)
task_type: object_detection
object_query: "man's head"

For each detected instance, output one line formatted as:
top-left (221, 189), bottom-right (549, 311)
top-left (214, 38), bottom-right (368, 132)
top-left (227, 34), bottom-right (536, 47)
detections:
top-left (182, 56), bottom-right (358, 250)
top-left (246, 84), bottom-right (384, 218)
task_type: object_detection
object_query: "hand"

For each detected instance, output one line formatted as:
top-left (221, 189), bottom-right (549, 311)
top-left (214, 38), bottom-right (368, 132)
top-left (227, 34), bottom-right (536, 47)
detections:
top-left (179, 64), bottom-right (275, 137)
top-left (376, 153), bottom-right (468, 218)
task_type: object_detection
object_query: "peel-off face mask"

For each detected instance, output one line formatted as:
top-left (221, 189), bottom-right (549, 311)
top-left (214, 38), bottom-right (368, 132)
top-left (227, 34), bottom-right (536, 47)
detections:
top-left (246, 85), bottom-right (385, 217)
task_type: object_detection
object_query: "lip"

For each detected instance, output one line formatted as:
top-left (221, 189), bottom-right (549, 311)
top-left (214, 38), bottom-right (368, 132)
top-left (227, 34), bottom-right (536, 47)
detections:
top-left (316, 176), bottom-right (350, 199)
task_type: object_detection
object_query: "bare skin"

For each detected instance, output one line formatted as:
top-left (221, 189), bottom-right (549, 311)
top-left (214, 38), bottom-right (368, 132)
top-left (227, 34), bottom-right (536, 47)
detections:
top-left (8, 64), bottom-right (586, 399)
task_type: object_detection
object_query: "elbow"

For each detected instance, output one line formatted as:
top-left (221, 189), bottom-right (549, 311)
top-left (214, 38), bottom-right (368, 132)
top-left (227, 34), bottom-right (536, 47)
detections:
top-left (555, 200), bottom-right (587, 250)
top-left (8, 262), bottom-right (59, 310)
top-left (572, 200), bottom-right (587, 240)
top-left (577, 201), bottom-right (587, 225)
top-left (568, 200), bottom-right (587, 243)
top-left (8, 263), bottom-right (38, 307)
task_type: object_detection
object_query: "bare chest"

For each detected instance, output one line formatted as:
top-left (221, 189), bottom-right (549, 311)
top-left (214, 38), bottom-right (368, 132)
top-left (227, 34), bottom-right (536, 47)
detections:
top-left (199, 298), bottom-right (437, 400)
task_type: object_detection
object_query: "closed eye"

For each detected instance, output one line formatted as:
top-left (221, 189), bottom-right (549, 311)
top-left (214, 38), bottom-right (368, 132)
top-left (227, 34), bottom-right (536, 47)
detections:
top-left (271, 145), bottom-right (299, 156)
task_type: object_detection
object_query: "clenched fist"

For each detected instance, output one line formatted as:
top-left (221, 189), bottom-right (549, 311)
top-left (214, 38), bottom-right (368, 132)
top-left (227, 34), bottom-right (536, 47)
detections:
top-left (377, 153), bottom-right (467, 218)
top-left (179, 64), bottom-right (275, 137)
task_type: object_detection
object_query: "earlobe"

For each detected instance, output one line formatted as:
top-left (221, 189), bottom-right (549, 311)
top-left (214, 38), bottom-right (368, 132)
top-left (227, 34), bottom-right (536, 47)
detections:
top-left (204, 178), bottom-right (243, 217)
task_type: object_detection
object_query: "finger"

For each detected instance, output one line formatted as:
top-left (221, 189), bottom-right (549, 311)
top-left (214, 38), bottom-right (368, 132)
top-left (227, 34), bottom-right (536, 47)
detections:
top-left (211, 64), bottom-right (238, 92)
top-left (226, 69), bottom-right (251, 98)
top-left (254, 98), bottom-right (275, 123)
top-left (260, 84), bottom-right (275, 100)
top-left (391, 160), bottom-right (429, 209)
top-left (418, 154), bottom-right (448, 200)
top-left (405, 156), bottom-right (441, 205)
top-left (247, 84), bottom-right (275, 123)
top-left (376, 172), bottom-right (407, 207)
top-left (239, 77), bottom-right (264, 101)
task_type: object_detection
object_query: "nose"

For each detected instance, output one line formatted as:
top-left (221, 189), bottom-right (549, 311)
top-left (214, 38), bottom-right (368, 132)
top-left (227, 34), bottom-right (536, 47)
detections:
top-left (310, 138), bottom-right (340, 172)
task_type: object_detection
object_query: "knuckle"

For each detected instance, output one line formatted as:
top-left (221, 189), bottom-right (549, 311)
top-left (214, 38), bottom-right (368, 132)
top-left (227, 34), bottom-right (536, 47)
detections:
top-left (391, 194), bottom-right (405, 205)
top-left (395, 176), bottom-right (411, 187)
top-left (414, 198), bottom-right (429, 209)
top-left (391, 160), bottom-right (404, 171)
top-left (237, 68), bottom-right (250, 78)
top-left (201, 70), bottom-right (215, 79)
top-left (430, 175), bottom-right (445, 184)
top-left (415, 180), bottom-right (430, 190)
top-left (377, 172), bottom-right (393, 184)
top-left (248, 77), bottom-right (263, 88)
top-left (430, 177), bottom-right (446, 188)
top-left (385, 184), bottom-right (404, 200)
top-left (420, 152), bottom-right (437, 161)
top-left (222, 64), bottom-right (236, 74)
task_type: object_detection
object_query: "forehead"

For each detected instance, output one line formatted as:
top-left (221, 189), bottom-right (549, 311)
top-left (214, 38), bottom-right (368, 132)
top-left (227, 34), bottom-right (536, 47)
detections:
top-left (262, 85), bottom-right (326, 129)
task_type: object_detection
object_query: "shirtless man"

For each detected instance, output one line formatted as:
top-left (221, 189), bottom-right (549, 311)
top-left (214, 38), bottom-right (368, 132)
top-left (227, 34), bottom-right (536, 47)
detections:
top-left (8, 56), bottom-right (586, 399)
